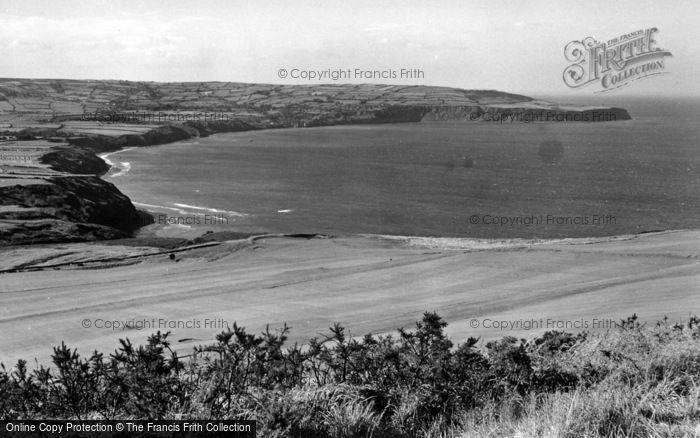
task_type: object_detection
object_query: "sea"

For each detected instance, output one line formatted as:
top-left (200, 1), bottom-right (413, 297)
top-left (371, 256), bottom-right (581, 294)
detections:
top-left (103, 96), bottom-right (700, 239)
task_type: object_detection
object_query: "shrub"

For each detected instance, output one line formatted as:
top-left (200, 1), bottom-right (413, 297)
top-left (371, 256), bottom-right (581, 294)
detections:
top-left (2, 313), bottom-right (700, 437)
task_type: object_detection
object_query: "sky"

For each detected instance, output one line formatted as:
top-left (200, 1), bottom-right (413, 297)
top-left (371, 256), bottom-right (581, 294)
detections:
top-left (0, 0), bottom-right (698, 97)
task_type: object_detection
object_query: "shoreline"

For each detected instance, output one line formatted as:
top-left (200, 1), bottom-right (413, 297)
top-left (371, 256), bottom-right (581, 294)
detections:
top-left (97, 147), bottom-right (136, 177)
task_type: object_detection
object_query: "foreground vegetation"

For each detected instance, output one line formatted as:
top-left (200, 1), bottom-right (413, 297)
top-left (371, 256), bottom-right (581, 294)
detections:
top-left (2, 313), bottom-right (700, 437)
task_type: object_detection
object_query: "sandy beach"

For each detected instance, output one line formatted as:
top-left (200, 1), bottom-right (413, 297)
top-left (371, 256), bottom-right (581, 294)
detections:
top-left (1, 229), bottom-right (698, 365)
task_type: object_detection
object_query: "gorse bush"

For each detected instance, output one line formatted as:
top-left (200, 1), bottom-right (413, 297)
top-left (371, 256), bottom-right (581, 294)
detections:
top-left (2, 312), bottom-right (700, 437)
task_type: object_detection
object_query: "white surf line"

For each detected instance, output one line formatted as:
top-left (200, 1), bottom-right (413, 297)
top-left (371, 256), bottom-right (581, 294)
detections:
top-left (363, 233), bottom-right (647, 251)
top-left (277, 209), bottom-right (293, 213)
top-left (172, 203), bottom-right (248, 217)
top-left (98, 147), bottom-right (136, 177)
top-left (133, 201), bottom-right (249, 218)
top-left (110, 161), bottom-right (131, 177)
top-left (365, 230), bottom-right (693, 251)
top-left (98, 147), bottom-right (135, 165)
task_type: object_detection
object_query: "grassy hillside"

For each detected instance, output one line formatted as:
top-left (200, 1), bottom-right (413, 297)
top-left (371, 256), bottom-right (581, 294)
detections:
top-left (0, 79), bottom-right (533, 120)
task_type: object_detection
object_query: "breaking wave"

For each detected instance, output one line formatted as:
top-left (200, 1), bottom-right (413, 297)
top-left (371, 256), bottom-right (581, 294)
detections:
top-left (132, 202), bottom-right (248, 218)
top-left (99, 148), bottom-right (136, 177)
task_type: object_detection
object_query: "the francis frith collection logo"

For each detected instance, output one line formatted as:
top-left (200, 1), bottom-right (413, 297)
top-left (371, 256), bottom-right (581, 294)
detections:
top-left (563, 28), bottom-right (672, 92)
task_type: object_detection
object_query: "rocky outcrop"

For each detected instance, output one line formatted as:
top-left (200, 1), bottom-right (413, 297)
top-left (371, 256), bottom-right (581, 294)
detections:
top-left (0, 177), bottom-right (153, 245)
top-left (0, 176), bottom-right (151, 229)
top-left (40, 146), bottom-right (110, 174)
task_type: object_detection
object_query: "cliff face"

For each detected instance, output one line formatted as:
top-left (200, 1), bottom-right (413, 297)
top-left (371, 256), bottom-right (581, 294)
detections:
top-left (0, 176), bottom-right (152, 245)
top-left (420, 106), bottom-right (631, 122)
top-left (239, 104), bottom-right (631, 128)
top-left (0, 79), bottom-right (632, 246)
